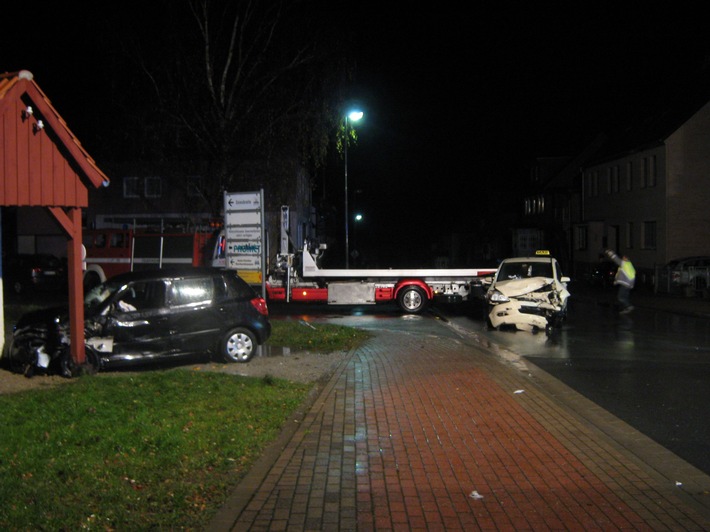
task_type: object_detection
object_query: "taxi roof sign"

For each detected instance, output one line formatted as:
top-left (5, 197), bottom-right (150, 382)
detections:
top-left (535, 250), bottom-right (550, 255)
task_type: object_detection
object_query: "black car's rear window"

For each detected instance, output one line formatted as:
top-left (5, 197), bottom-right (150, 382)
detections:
top-left (224, 273), bottom-right (257, 299)
top-left (171, 277), bottom-right (213, 306)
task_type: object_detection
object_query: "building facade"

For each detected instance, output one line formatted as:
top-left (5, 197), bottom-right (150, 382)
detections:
top-left (574, 100), bottom-right (710, 285)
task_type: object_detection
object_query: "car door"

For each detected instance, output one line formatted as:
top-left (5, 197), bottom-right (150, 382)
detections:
top-left (101, 279), bottom-right (171, 359)
top-left (167, 276), bottom-right (223, 355)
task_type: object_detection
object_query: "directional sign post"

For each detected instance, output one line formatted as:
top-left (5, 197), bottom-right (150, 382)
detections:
top-left (224, 190), bottom-right (266, 295)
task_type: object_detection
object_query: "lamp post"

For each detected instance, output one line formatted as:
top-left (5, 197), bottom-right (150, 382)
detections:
top-left (344, 109), bottom-right (363, 268)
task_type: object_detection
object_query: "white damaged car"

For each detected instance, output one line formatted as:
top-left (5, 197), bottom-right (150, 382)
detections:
top-left (484, 252), bottom-right (570, 333)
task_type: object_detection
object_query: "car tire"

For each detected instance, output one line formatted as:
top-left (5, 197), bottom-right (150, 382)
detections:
top-left (485, 315), bottom-right (495, 330)
top-left (4, 336), bottom-right (29, 374)
top-left (219, 327), bottom-right (257, 363)
top-left (397, 286), bottom-right (427, 314)
top-left (75, 346), bottom-right (101, 376)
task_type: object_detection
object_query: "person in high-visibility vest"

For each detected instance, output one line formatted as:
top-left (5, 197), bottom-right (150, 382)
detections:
top-left (605, 249), bottom-right (636, 314)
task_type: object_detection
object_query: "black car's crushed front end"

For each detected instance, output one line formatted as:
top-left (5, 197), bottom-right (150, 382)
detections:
top-left (9, 307), bottom-right (73, 377)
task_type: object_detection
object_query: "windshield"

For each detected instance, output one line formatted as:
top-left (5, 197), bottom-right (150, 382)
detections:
top-left (85, 279), bottom-right (125, 310)
top-left (497, 261), bottom-right (553, 281)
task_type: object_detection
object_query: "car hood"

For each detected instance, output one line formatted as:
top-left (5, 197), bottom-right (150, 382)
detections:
top-left (493, 277), bottom-right (554, 297)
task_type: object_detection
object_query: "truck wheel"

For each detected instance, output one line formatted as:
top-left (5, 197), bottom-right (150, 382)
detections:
top-left (219, 327), bottom-right (257, 363)
top-left (397, 286), bottom-right (427, 314)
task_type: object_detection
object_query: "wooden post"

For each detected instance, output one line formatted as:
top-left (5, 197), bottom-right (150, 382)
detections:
top-left (49, 207), bottom-right (86, 365)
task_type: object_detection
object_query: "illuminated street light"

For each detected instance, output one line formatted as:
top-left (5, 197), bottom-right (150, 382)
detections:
top-left (352, 213), bottom-right (364, 266)
top-left (344, 109), bottom-right (363, 268)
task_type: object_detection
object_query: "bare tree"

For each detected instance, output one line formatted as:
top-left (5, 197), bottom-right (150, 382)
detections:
top-left (131, 0), bottom-right (354, 213)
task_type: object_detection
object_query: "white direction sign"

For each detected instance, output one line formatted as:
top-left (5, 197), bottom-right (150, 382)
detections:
top-left (223, 190), bottom-right (265, 290)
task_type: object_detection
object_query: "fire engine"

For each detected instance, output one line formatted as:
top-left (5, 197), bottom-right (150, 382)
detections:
top-left (82, 228), bottom-right (225, 290)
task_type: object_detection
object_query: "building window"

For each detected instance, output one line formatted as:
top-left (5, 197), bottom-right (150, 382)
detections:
top-left (648, 155), bottom-right (656, 187)
top-left (575, 225), bottom-right (588, 250)
top-left (642, 221), bottom-right (657, 249)
top-left (626, 222), bottom-right (634, 248)
top-left (611, 165), bottom-right (620, 193)
top-left (187, 176), bottom-right (203, 197)
top-left (123, 177), bottom-right (140, 198)
top-left (626, 161), bottom-right (633, 190)
top-left (145, 177), bottom-right (162, 198)
top-left (641, 156), bottom-right (657, 187)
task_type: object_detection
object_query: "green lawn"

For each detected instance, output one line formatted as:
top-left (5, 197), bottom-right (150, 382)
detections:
top-left (0, 320), bottom-right (370, 529)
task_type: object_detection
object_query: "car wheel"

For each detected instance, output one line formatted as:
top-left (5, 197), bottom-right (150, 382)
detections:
top-left (4, 337), bottom-right (30, 374)
top-left (82, 346), bottom-right (101, 375)
top-left (220, 327), bottom-right (257, 363)
top-left (484, 313), bottom-right (495, 330)
top-left (397, 286), bottom-right (427, 314)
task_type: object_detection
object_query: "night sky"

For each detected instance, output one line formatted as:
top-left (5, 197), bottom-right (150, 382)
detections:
top-left (3, 3), bottom-right (709, 263)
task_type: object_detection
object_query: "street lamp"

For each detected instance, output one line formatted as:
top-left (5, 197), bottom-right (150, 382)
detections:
top-left (353, 213), bottom-right (363, 266)
top-left (344, 109), bottom-right (363, 268)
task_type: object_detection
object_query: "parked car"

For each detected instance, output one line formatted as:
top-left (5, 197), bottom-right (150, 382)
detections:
top-left (588, 260), bottom-right (618, 288)
top-left (484, 251), bottom-right (571, 333)
top-left (2, 253), bottom-right (66, 294)
top-left (666, 256), bottom-right (710, 295)
top-left (6, 267), bottom-right (271, 377)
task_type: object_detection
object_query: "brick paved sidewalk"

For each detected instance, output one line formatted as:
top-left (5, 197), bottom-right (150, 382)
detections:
top-left (209, 330), bottom-right (710, 531)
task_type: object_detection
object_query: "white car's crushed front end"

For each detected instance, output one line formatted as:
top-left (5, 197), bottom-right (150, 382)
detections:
top-left (487, 277), bottom-right (570, 332)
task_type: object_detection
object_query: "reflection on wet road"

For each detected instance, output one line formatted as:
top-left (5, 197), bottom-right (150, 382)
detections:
top-left (446, 297), bottom-right (710, 477)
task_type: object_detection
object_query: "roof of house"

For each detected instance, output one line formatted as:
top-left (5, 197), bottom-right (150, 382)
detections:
top-left (0, 70), bottom-right (109, 207)
top-left (590, 64), bottom-right (710, 164)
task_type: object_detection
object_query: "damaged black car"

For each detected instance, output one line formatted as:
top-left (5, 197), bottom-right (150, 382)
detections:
top-left (5, 268), bottom-right (271, 377)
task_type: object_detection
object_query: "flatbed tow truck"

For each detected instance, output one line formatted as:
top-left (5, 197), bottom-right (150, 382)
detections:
top-left (266, 241), bottom-right (496, 314)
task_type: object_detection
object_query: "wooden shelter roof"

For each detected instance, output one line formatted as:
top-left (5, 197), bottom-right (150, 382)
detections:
top-left (0, 70), bottom-right (109, 207)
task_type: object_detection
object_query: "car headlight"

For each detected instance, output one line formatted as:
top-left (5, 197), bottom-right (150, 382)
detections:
top-left (487, 289), bottom-right (509, 303)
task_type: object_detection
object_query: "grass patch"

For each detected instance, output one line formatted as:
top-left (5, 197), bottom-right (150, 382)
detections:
top-left (0, 370), bottom-right (309, 530)
top-left (267, 319), bottom-right (371, 352)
